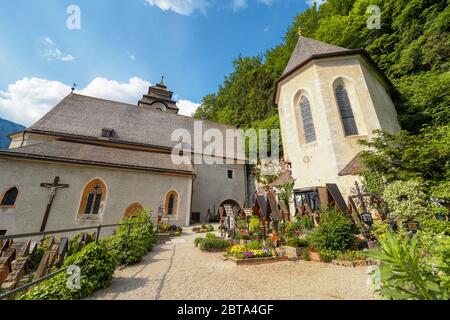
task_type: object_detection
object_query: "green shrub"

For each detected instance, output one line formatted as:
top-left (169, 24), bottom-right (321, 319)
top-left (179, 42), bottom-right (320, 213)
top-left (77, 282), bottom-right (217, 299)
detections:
top-left (319, 249), bottom-right (340, 263)
top-left (337, 250), bottom-right (366, 262)
top-left (383, 180), bottom-right (429, 221)
top-left (205, 232), bottom-right (216, 239)
top-left (245, 241), bottom-right (262, 250)
top-left (110, 211), bottom-right (156, 265)
top-left (297, 216), bottom-right (315, 230)
top-left (19, 242), bottom-right (117, 300)
top-left (205, 225), bottom-right (214, 232)
top-left (311, 209), bottom-right (358, 252)
top-left (300, 249), bottom-right (310, 261)
top-left (198, 238), bottom-right (231, 252)
top-left (286, 237), bottom-right (309, 248)
top-left (366, 232), bottom-right (449, 300)
top-left (194, 237), bottom-right (205, 247)
top-left (249, 216), bottom-right (260, 233)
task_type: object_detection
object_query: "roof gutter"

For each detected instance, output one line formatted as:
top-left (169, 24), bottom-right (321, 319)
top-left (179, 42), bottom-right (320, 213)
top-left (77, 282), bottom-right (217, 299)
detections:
top-left (0, 150), bottom-right (194, 176)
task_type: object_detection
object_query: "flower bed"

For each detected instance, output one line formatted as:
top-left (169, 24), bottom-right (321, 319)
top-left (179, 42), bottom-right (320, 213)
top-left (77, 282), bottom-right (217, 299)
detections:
top-left (227, 255), bottom-right (289, 266)
top-left (225, 241), bottom-right (286, 265)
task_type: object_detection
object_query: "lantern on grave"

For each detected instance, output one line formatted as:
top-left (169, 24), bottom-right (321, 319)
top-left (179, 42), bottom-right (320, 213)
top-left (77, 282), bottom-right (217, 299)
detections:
top-left (360, 212), bottom-right (374, 226)
top-left (405, 220), bottom-right (420, 233)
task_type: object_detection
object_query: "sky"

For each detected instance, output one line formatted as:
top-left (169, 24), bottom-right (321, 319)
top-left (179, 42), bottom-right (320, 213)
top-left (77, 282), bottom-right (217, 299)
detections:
top-left (0, 0), bottom-right (316, 126)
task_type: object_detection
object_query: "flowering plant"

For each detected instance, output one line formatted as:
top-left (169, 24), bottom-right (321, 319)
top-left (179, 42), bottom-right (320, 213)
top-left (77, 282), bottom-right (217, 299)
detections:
top-left (230, 245), bottom-right (246, 255)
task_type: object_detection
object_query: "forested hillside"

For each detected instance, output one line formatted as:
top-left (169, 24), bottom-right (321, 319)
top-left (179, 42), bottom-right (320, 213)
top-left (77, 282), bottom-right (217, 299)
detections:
top-left (194, 0), bottom-right (449, 134)
top-left (0, 118), bottom-right (25, 149)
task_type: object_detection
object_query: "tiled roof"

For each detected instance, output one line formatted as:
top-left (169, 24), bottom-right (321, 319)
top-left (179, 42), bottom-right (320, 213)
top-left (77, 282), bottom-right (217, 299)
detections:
top-left (28, 94), bottom-right (241, 159)
top-left (0, 140), bottom-right (194, 174)
top-left (282, 36), bottom-right (350, 76)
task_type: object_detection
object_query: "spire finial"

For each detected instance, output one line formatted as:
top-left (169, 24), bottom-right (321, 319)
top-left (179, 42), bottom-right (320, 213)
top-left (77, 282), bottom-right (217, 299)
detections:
top-left (71, 83), bottom-right (77, 93)
top-left (159, 74), bottom-right (165, 86)
top-left (297, 27), bottom-right (302, 37)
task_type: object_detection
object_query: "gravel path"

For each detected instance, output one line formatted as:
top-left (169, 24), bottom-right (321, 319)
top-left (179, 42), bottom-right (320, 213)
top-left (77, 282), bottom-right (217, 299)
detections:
top-left (91, 228), bottom-right (375, 300)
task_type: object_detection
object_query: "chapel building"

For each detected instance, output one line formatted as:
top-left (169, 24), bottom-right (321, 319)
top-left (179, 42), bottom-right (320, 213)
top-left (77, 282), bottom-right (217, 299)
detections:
top-left (0, 79), bottom-right (248, 235)
top-left (273, 36), bottom-right (401, 209)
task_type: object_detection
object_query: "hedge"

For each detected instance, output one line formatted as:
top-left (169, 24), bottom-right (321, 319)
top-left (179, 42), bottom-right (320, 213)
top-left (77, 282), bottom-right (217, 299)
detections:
top-left (18, 210), bottom-right (156, 300)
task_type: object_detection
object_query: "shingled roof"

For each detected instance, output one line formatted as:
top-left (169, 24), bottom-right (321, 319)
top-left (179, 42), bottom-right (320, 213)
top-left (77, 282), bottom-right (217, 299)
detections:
top-left (0, 140), bottom-right (193, 175)
top-left (27, 94), bottom-right (243, 159)
top-left (273, 36), bottom-right (393, 105)
top-left (283, 36), bottom-right (350, 76)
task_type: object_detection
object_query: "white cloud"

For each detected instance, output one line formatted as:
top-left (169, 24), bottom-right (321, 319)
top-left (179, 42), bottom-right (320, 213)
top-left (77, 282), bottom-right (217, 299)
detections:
top-left (42, 37), bottom-right (75, 62)
top-left (144, 0), bottom-right (210, 15)
top-left (177, 99), bottom-right (200, 117)
top-left (129, 54), bottom-right (136, 61)
top-left (144, 0), bottom-right (275, 15)
top-left (231, 0), bottom-right (274, 11)
top-left (79, 77), bottom-right (151, 103)
top-left (0, 77), bottom-right (199, 126)
top-left (231, 0), bottom-right (247, 11)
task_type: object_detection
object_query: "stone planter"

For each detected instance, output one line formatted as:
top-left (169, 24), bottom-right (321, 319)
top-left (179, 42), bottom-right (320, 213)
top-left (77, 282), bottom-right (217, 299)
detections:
top-left (279, 246), bottom-right (307, 259)
top-left (228, 256), bottom-right (289, 266)
top-left (156, 233), bottom-right (171, 244)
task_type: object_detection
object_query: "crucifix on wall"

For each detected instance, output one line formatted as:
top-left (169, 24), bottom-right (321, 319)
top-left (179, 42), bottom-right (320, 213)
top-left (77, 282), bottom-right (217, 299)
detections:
top-left (39, 176), bottom-right (70, 232)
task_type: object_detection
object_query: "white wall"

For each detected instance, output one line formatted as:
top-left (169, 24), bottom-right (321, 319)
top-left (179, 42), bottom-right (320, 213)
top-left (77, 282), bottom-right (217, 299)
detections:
top-left (191, 154), bottom-right (247, 222)
top-left (277, 55), bottom-right (400, 200)
top-left (0, 158), bottom-right (193, 236)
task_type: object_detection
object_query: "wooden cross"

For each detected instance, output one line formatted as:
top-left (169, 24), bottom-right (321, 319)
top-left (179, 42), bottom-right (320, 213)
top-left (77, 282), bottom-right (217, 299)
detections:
top-left (39, 177), bottom-right (69, 232)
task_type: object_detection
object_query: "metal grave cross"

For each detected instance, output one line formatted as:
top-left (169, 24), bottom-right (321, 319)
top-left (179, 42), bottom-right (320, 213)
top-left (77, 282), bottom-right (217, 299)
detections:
top-left (39, 176), bottom-right (70, 232)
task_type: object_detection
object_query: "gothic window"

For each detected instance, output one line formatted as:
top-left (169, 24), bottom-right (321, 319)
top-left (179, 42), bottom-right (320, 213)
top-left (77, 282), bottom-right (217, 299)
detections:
top-left (78, 179), bottom-right (107, 217)
top-left (124, 203), bottom-right (144, 219)
top-left (165, 191), bottom-right (178, 216)
top-left (299, 96), bottom-right (317, 144)
top-left (1, 187), bottom-right (18, 207)
top-left (335, 85), bottom-right (359, 136)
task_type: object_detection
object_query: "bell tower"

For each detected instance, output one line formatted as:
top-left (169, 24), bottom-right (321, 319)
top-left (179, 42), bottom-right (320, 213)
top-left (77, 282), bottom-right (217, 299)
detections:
top-left (138, 76), bottom-right (179, 114)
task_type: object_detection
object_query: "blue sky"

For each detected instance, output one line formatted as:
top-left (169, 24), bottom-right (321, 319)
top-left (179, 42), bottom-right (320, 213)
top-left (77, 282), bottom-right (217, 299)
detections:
top-left (0, 0), bottom-right (313, 125)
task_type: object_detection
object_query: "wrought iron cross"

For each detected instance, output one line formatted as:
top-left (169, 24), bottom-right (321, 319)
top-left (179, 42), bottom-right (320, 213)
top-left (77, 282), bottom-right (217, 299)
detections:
top-left (39, 176), bottom-right (70, 232)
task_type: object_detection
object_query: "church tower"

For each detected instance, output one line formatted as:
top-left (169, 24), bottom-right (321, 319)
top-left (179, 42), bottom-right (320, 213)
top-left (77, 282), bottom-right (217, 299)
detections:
top-left (274, 36), bottom-right (401, 201)
top-left (138, 77), bottom-right (179, 114)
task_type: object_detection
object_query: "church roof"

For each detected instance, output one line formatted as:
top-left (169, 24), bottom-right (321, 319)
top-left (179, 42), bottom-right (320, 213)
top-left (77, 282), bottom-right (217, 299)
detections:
top-left (338, 155), bottom-right (365, 176)
top-left (283, 36), bottom-right (350, 76)
top-left (0, 140), bottom-right (194, 175)
top-left (273, 36), bottom-right (394, 105)
top-left (27, 94), bottom-right (242, 159)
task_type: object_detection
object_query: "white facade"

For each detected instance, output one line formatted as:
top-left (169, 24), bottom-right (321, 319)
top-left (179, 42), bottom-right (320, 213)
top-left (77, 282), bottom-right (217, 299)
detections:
top-left (276, 54), bottom-right (401, 200)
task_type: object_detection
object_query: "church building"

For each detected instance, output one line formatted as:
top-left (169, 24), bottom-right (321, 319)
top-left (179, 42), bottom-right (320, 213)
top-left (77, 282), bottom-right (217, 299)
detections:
top-left (274, 36), bottom-right (401, 209)
top-left (0, 79), bottom-right (248, 235)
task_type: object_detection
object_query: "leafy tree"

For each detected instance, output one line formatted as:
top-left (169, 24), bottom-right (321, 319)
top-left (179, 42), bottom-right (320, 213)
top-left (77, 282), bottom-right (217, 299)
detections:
top-left (196, 0), bottom-right (449, 157)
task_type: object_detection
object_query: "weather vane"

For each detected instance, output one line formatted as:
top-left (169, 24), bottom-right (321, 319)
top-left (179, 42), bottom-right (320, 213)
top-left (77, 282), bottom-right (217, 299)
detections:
top-left (71, 83), bottom-right (77, 93)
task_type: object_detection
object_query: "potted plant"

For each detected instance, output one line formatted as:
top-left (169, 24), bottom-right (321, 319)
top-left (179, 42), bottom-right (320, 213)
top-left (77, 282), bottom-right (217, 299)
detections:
top-left (309, 245), bottom-right (321, 262)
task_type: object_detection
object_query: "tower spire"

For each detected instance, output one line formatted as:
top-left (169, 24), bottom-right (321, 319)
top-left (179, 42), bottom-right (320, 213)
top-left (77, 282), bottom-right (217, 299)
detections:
top-left (157, 74), bottom-right (166, 88)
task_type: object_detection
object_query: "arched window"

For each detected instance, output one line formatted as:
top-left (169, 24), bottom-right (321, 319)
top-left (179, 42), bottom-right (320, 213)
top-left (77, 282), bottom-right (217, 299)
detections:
top-left (335, 85), bottom-right (359, 136)
top-left (1, 187), bottom-right (18, 207)
top-left (299, 96), bottom-right (317, 144)
top-left (165, 191), bottom-right (178, 216)
top-left (124, 203), bottom-right (144, 219)
top-left (78, 179), bottom-right (107, 217)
